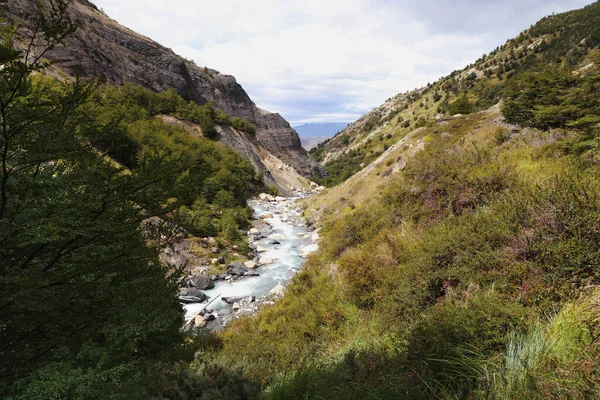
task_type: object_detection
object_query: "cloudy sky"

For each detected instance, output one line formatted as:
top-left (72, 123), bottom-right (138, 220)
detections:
top-left (94, 0), bottom-right (591, 125)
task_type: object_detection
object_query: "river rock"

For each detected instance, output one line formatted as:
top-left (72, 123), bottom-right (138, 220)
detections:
top-left (244, 260), bottom-right (257, 269)
top-left (179, 287), bottom-right (207, 303)
top-left (245, 271), bottom-right (260, 277)
top-left (188, 274), bottom-right (215, 290)
top-left (204, 313), bottom-right (216, 322)
top-left (228, 262), bottom-right (248, 276)
top-left (194, 315), bottom-right (207, 328)
top-left (259, 212), bottom-right (274, 219)
top-left (275, 196), bottom-right (286, 202)
top-left (311, 231), bottom-right (321, 243)
top-left (211, 246), bottom-right (219, 254)
top-left (270, 240), bottom-right (281, 245)
top-left (218, 308), bottom-right (232, 317)
top-left (268, 233), bottom-right (287, 241)
top-left (259, 193), bottom-right (275, 201)
top-left (259, 257), bottom-right (275, 265)
top-left (232, 302), bottom-right (241, 312)
top-left (248, 228), bottom-right (260, 236)
top-left (222, 295), bottom-right (255, 304)
top-left (256, 245), bottom-right (268, 253)
top-left (300, 244), bottom-right (319, 258)
top-left (269, 284), bottom-right (286, 298)
top-left (218, 256), bottom-right (225, 264)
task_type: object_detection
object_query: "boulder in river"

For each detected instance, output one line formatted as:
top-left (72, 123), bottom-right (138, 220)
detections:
top-left (275, 196), bottom-right (286, 202)
top-left (300, 244), bottom-right (319, 258)
top-left (259, 257), bottom-right (275, 265)
top-left (269, 284), bottom-right (286, 298)
top-left (188, 273), bottom-right (215, 290)
top-left (194, 315), bottom-right (207, 328)
top-left (268, 233), bottom-right (287, 241)
top-left (259, 212), bottom-right (274, 219)
top-left (204, 313), bottom-right (216, 322)
top-left (179, 287), bottom-right (207, 303)
top-left (222, 295), bottom-right (255, 304)
top-left (244, 260), bottom-right (257, 269)
top-left (228, 262), bottom-right (248, 276)
top-left (259, 193), bottom-right (275, 201)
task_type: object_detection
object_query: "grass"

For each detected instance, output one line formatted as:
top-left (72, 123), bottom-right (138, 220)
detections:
top-left (485, 290), bottom-right (600, 399)
top-left (195, 103), bottom-right (600, 398)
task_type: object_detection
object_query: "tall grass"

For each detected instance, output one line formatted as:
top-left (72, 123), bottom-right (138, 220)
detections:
top-left (487, 290), bottom-right (600, 399)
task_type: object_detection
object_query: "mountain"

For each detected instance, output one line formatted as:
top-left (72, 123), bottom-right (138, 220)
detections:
top-left (295, 122), bottom-right (349, 150)
top-left (294, 122), bottom-right (350, 138)
top-left (1, 0), bottom-right (323, 180)
top-left (312, 1), bottom-right (600, 185)
top-left (5, 0), bottom-right (600, 398)
top-left (298, 136), bottom-right (327, 151)
top-left (205, 2), bottom-right (600, 399)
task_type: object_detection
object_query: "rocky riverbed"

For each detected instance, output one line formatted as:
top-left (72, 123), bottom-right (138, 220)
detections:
top-left (181, 192), bottom-right (321, 331)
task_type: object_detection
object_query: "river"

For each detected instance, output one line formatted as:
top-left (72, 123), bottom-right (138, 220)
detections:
top-left (183, 194), bottom-right (317, 328)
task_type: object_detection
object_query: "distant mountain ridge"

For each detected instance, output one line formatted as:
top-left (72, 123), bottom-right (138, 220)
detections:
top-left (300, 136), bottom-right (329, 151)
top-left (294, 122), bottom-right (350, 138)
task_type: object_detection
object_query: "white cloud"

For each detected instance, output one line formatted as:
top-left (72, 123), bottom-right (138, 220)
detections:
top-left (93, 0), bottom-right (591, 124)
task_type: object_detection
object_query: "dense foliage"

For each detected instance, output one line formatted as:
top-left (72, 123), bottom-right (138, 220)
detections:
top-left (0, 3), bottom-right (259, 397)
top-left (85, 84), bottom-right (259, 243)
top-left (502, 63), bottom-right (600, 131)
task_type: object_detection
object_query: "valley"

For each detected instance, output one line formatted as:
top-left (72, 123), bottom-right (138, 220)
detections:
top-left (182, 193), bottom-right (319, 330)
top-left (1, 0), bottom-right (600, 399)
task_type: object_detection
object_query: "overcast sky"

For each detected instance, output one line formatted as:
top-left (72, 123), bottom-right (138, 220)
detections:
top-left (93, 0), bottom-right (591, 125)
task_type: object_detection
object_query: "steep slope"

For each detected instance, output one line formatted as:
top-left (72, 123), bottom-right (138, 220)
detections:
top-left (312, 1), bottom-right (600, 184)
top-left (202, 3), bottom-right (600, 398)
top-left (158, 115), bottom-right (312, 193)
top-left (2, 0), bottom-right (323, 178)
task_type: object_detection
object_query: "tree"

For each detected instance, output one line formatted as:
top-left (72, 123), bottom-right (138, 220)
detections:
top-left (448, 95), bottom-right (473, 115)
top-left (502, 65), bottom-right (600, 131)
top-left (0, 2), bottom-right (185, 397)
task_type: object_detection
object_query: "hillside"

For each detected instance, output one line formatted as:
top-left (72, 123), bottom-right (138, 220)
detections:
top-left (1, 0), bottom-right (323, 179)
top-left (311, 0), bottom-right (600, 186)
top-left (201, 2), bottom-right (600, 399)
top-left (4, 1), bottom-right (600, 399)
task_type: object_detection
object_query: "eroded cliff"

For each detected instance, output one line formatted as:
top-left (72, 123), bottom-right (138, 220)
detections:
top-left (2, 0), bottom-right (323, 177)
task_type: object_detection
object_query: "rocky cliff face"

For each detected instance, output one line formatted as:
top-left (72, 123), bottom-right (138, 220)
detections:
top-left (2, 0), bottom-right (323, 177)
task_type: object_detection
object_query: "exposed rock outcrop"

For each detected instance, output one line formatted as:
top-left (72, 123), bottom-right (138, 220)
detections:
top-left (2, 0), bottom-right (324, 178)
